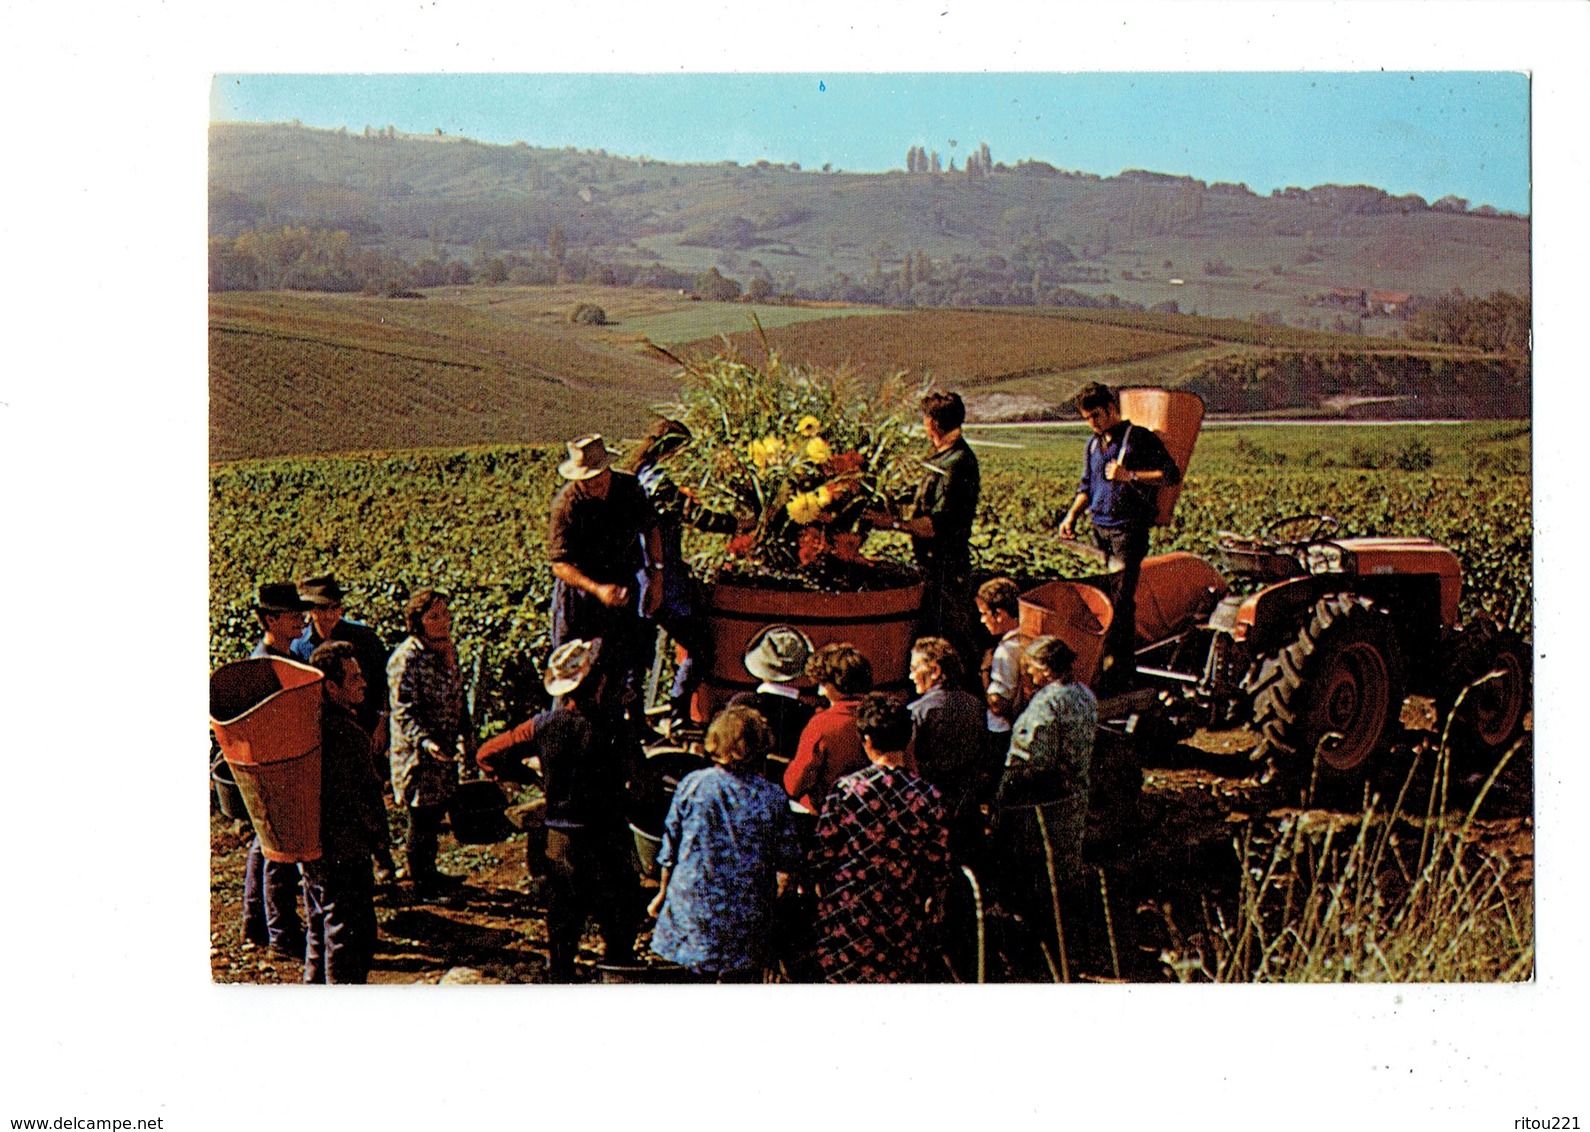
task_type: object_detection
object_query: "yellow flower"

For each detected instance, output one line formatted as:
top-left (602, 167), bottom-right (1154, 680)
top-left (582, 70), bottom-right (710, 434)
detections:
top-left (815, 484), bottom-right (835, 508)
top-left (748, 435), bottom-right (785, 471)
top-left (786, 491), bottom-right (823, 524)
top-left (796, 415), bottom-right (822, 437)
top-left (805, 437), bottom-right (833, 463)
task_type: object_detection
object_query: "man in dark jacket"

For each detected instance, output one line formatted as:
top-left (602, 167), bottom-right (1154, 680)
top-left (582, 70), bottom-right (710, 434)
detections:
top-left (864, 392), bottom-right (982, 681)
top-left (300, 641), bottom-right (388, 983)
top-left (548, 434), bottom-right (664, 731)
top-left (1058, 382), bottom-right (1181, 693)
top-left (292, 573), bottom-right (397, 880)
top-left (292, 574), bottom-right (391, 748)
top-left (476, 639), bottom-right (641, 982)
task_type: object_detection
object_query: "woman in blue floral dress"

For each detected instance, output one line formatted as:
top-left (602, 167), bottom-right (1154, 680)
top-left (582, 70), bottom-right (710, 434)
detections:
top-left (648, 706), bottom-right (802, 981)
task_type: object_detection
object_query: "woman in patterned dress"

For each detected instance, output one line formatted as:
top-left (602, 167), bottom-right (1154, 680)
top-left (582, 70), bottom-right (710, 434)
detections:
top-left (809, 693), bottom-right (951, 983)
top-left (648, 706), bottom-right (802, 981)
top-left (386, 589), bottom-right (470, 896)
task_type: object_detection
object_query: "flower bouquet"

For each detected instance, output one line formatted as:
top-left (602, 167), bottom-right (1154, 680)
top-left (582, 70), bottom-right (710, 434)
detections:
top-left (658, 349), bottom-right (927, 592)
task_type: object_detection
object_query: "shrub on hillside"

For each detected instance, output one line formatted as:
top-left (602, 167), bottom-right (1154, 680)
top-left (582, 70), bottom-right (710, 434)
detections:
top-left (569, 302), bottom-right (608, 325)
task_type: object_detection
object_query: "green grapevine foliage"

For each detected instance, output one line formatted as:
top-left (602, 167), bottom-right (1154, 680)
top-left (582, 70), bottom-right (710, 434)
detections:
top-left (212, 428), bottom-right (1532, 731)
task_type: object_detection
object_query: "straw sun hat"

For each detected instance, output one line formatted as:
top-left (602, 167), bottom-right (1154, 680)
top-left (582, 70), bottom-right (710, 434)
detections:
top-left (743, 624), bottom-right (814, 683)
top-left (544, 638), bottom-right (603, 696)
top-left (557, 434), bottom-right (616, 481)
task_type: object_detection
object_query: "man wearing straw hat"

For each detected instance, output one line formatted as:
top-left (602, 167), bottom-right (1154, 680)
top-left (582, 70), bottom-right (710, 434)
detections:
top-left (548, 434), bottom-right (665, 733)
top-left (476, 639), bottom-right (641, 981)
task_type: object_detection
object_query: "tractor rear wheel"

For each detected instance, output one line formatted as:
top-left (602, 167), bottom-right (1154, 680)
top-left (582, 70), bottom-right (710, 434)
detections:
top-left (1437, 620), bottom-right (1531, 762)
top-left (1250, 594), bottom-right (1406, 779)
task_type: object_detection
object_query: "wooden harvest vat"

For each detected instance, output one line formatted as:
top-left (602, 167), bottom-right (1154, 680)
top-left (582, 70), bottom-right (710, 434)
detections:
top-left (697, 579), bottom-right (926, 716)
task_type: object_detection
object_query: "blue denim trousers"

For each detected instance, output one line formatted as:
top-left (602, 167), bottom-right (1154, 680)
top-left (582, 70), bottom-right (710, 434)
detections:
top-left (241, 836), bottom-right (302, 949)
top-left (301, 857), bottom-right (378, 984)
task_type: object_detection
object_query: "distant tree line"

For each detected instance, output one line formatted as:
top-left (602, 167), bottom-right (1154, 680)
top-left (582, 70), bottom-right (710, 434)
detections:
top-left (210, 224), bottom-right (705, 295)
top-left (209, 222), bottom-right (1150, 314)
top-left (1402, 290), bottom-right (1530, 352)
top-left (905, 141), bottom-right (992, 177)
top-left (1180, 349), bottom-right (1529, 417)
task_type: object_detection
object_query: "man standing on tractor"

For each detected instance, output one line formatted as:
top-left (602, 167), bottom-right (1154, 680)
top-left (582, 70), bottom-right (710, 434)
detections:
top-left (1058, 382), bottom-right (1181, 694)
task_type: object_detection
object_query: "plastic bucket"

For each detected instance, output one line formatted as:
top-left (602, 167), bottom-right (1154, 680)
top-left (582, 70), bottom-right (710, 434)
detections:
top-left (209, 657), bottom-right (325, 863)
top-left (595, 961), bottom-right (698, 985)
top-left (627, 746), bottom-right (708, 839)
top-left (630, 823), bottom-right (663, 880)
top-left (210, 754), bottom-right (250, 823)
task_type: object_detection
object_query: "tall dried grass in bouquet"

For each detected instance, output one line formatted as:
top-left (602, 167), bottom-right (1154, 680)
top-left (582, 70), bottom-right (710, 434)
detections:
top-left (653, 342), bottom-right (930, 591)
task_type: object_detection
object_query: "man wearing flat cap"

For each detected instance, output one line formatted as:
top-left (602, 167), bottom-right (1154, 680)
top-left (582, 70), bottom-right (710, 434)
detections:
top-left (547, 434), bottom-right (664, 729)
top-left (291, 574), bottom-right (392, 752)
top-left (290, 573), bottom-right (397, 882)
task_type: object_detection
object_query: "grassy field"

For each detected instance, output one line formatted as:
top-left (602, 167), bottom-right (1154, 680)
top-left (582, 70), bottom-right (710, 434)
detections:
top-left (688, 309), bottom-right (1199, 386)
top-left (210, 289), bottom-right (684, 460)
top-left (618, 302), bottom-right (890, 346)
top-left (211, 286), bottom-right (1526, 463)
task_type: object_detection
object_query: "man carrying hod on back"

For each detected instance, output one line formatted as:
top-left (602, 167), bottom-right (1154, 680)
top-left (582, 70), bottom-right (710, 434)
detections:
top-left (1058, 382), bottom-right (1180, 694)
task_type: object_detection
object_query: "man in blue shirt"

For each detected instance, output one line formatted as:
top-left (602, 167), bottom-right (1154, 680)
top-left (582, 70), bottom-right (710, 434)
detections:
top-left (1058, 383), bottom-right (1181, 693)
top-left (291, 573), bottom-right (397, 882)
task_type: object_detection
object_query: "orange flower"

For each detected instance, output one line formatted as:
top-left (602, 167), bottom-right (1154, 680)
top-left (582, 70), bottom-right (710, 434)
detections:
top-left (831, 531), bottom-right (867, 563)
top-left (823, 450), bottom-right (864, 477)
top-left (797, 526), bottom-right (828, 566)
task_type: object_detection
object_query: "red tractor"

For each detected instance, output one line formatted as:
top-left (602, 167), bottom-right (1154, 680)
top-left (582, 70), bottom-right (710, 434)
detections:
top-left (1024, 392), bottom-right (1531, 789)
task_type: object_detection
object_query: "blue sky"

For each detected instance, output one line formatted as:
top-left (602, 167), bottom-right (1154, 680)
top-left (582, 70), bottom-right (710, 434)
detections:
top-left (211, 72), bottom-right (1530, 214)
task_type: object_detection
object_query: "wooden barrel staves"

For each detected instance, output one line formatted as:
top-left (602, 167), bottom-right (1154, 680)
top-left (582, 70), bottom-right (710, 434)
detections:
top-left (697, 579), bottom-right (926, 715)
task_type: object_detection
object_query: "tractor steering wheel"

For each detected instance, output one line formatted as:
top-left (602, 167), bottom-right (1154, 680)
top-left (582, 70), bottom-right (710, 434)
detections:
top-left (1263, 513), bottom-right (1340, 547)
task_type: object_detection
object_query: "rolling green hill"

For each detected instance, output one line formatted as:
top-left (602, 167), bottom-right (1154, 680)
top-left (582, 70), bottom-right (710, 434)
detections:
top-left (210, 122), bottom-right (1529, 331)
